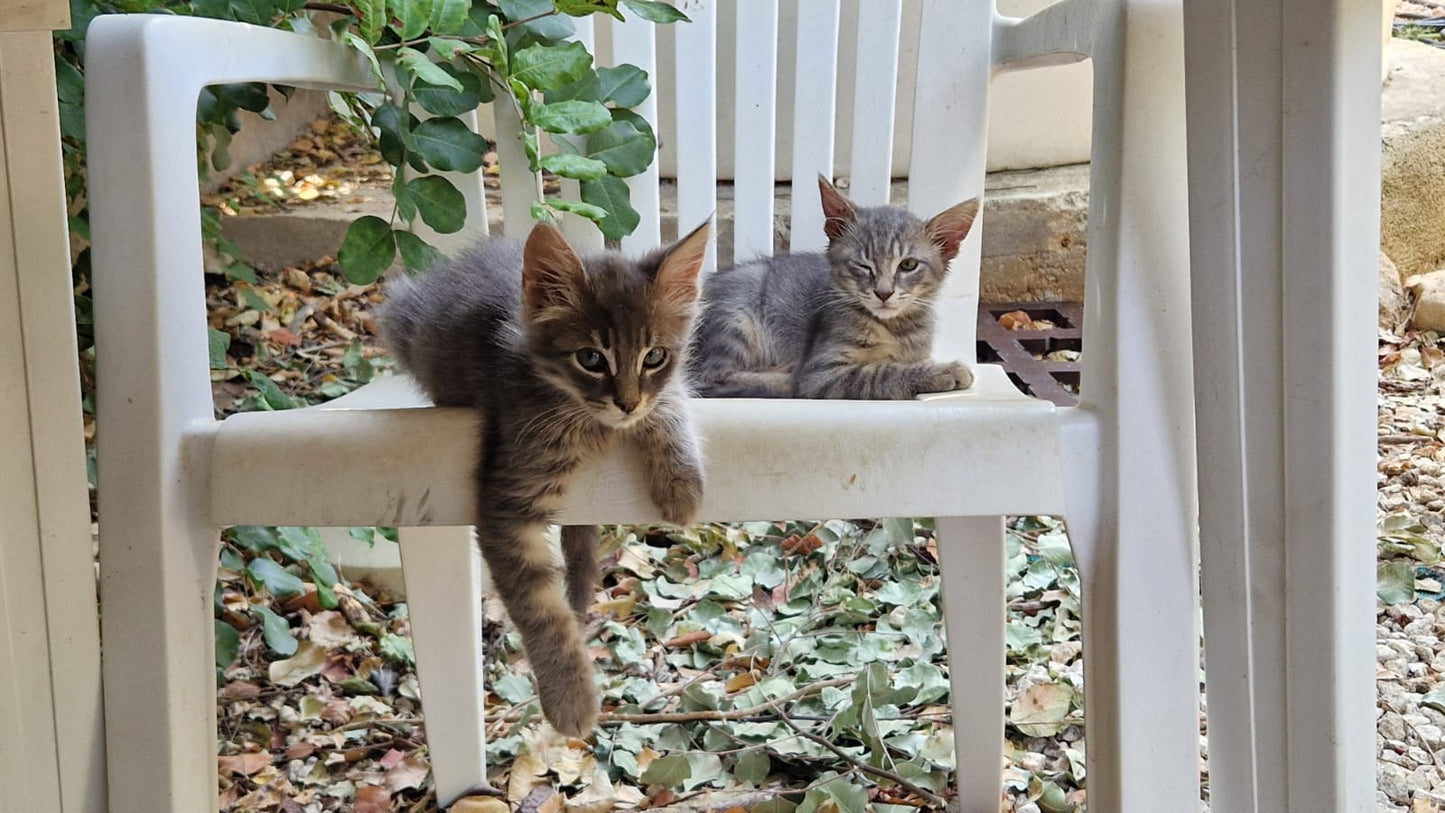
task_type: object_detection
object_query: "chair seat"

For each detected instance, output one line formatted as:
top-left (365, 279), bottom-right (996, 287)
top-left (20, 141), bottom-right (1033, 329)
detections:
top-left (208, 364), bottom-right (1071, 527)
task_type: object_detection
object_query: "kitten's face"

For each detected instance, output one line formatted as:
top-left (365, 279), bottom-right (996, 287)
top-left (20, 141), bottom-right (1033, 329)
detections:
top-left (818, 177), bottom-right (979, 321)
top-left (522, 222), bottom-right (709, 429)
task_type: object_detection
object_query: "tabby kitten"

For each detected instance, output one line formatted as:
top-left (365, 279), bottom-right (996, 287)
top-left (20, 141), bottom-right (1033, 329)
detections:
top-left (379, 221), bottom-right (711, 737)
top-left (689, 176), bottom-right (979, 399)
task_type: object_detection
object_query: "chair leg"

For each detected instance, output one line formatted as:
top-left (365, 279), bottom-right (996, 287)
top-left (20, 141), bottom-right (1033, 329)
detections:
top-left (97, 449), bottom-right (220, 811)
top-left (935, 516), bottom-right (1006, 813)
top-left (398, 526), bottom-right (488, 806)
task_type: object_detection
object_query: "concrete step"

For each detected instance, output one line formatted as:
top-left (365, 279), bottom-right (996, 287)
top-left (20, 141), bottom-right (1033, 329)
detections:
top-left (219, 164), bottom-right (1090, 303)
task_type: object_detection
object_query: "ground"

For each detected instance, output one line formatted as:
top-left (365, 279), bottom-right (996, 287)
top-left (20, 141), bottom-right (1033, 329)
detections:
top-left (204, 255), bottom-right (1100, 812)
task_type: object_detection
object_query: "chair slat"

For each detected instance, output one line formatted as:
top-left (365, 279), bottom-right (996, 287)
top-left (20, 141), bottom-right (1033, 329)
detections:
top-left (612, 15), bottom-right (662, 255)
top-left (559, 17), bottom-right (605, 251)
top-left (672, 0), bottom-right (718, 273)
top-left (910, 0), bottom-right (992, 361)
top-left (493, 96), bottom-right (540, 238)
top-left (847, 0), bottom-right (902, 207)
top-left (786, 0), bottom-right (840, 253)
top-left (732, 0), bottom-right (779, 262)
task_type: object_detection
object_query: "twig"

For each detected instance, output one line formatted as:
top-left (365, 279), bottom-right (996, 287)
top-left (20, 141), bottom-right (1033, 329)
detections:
top-left (1381, 434), bottom-right (1435, 444)
top-left (303, 1), bottom-right (351, 12)
top-left (771, 712), bottom-right (948, 808)
top-left (598, 675), bottom-right (854, 724)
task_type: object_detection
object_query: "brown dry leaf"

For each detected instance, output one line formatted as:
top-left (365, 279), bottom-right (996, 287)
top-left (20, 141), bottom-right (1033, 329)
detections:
top-left (1010, 681), bottom-right (1075, 737)
top-left (566, 766), bottom-right (616, 813)
top-left (518, 786), bottom-right (562, 813)
top-left (308, 610), bottom-right (357, 647)
top-left (725, 672), bottom-right (758, 693)
top-left (452, 798), bottom-right (512, 813)
top-left (508, 753), bottom-right (551, 802)
top-left (781, 533), bottom-right (823, 557)
top-left (664, 630), bottom-right (711, 648)
top-left (354, 784), bottom-right (390, 813)
top-left (998, 309), bottom-right (1034, 330)
top-left (383, 755), bottom-right (430, 793)
top-left (269, 640), bottom-right (327, 687)
top-left (218, 752), bottom-right (271, 776)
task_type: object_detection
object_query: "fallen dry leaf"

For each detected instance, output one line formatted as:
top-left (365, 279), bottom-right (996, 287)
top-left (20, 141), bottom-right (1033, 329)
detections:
top-left (383, 754), bottom-right (430, 793)
top-left (268, 640), bottom-right (327, 687)
top-left (217, 752), bottom-right (271, 777)
top-left (354, 784), bottom-right (390, 813)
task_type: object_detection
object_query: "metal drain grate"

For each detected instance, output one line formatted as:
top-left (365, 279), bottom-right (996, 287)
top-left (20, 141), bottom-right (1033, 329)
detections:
top-left (976, 302), bottom-right (1083, 406)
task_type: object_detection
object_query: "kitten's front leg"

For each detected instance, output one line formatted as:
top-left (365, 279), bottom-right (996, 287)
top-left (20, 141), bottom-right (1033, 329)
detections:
top-left (917, 360), bottom-right (974, 393)
top-left (634, 395), bottom-right (705, 526)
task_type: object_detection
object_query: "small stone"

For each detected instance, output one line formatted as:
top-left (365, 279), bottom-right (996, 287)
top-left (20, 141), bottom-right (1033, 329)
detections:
top-left (1019, 752), bottom-right (1048, 773)
top-left (1417, 723), bottom-right (1444, 747)
top-left (1409, 270), bottom-right (1445, 333)
top-left (1383, 713), bottom-right (1409, 741)
top-left (1382, 762), bottom-right (1413, 803)
top-left (1015, 805), bottom-right (1042, 813)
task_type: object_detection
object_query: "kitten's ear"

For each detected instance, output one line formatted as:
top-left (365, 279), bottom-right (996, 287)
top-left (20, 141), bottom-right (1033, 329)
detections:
top-left (655, 218), bottom-right (712, 306)
top-left (818, 174), bottom-right (857, 241)
top-left (925, 197), bottom-right (981, 262)
top-left (522, 222), bottom-right (586, 315)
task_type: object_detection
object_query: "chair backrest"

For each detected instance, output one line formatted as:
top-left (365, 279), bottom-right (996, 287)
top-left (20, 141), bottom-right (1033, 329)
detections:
top-left (466, 0), bottom-right (1122, 386)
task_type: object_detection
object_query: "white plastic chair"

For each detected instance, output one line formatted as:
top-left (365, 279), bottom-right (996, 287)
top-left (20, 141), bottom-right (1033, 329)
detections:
top-left (85, 1), bottom-right (1199, 811)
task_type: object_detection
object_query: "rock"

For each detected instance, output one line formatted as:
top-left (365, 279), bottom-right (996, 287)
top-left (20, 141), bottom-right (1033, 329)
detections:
top-left (1384, 252), bottom-right (1410, 329)
top-left (1019, 751), bottom-right (1048, 773)
top-left (1410, 269), bottom-right (1445, 331)
top-left (1383, 712), bottom-right (1409, 741)
top-left (1382, 761), bottom-right (1414, 804)
top-left (1382, 40), bottom-right (1445, 279)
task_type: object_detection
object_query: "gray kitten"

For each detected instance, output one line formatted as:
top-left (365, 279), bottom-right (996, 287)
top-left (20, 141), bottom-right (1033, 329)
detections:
top-left (690, 176), bottom-right (979, 399)
top-left (378, 221), bottom-right (710, 737)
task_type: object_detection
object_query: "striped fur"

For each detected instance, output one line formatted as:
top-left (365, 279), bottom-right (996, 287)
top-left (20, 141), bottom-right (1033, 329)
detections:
top-left (378, 221), bottom-right (709, 737)
top-left (690, 176), bottom-right (978, 400)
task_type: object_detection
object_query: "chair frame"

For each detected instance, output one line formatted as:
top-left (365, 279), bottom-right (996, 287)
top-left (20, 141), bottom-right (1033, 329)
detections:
top-left (85, 2), bottom-right (1199, 811)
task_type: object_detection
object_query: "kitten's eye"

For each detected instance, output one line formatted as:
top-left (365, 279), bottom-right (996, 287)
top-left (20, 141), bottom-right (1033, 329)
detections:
top-left (574, 348), bottom-right (609, 374)
top-left (642, 347), bottom-right (668, 369)
top-left (898, 258), bottom-right (920, 273)
top-left (850, 261), bottom-right (875, 277)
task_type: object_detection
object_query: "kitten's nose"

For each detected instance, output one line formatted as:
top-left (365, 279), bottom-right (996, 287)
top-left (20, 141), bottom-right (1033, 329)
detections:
top-left (875, 289), bottom-right (894, 302)
top-left (614, 397), bottom-right (639, 414)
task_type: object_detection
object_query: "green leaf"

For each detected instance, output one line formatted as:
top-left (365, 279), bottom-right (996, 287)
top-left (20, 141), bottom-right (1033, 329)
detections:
top-left (501, 0), bottom-right (574, 40)
top-left (492, 672), bottom-right (533, 703)
top-left (544, 197), bottom-right (607, 221)
top-left (356, 0), bottom-right (387, 44)
top-left (539, 152), bottom-right (607, 180)
top-left (252, 604), bottom-right (299, 656)
top-left (412, 64), bottom-right (485, 116)
top-left (510, 41), bottom-right (592, 91)
top-left (406, 175), bottom-right (467, 234)
top-left (1423, 686), bottom-right (1445, 714)
top-left (396, 0), bottom-right (435, 39)
top-left (395, 230), bottom-right (446, 272)
top-left (215, 620), bottom-right (241, 669)
top-left (225, 262), bottom-right (258, 284)
top-left (530, 201), bottom-right (559, 225)
top-left (411, 117), bottom-right (489, 172)
top-left (1379, 561), bottom-right (1417, 605)
top-left (639, 753), bottom-right (690, 788)
top-left (208, 328), bottom-right (231, 370)
top-left (397, 47), bottom-right (463, 91)
top-left (54, 55), bottom-right (84, 104)
top-left (733, 751), bottom-right (770, 786)
top-left (580, 175), bottom-right (639, 240)
top-left (240, 288), bottom-right (272, 314)
top-left (585, 118), bottom-right (653, 176)
top-left (339, 31), bottom-right (387, 86)
top-left (244, 370), bottom-right (301, 410)
top-left (529, 99), bottom-right (612, 134)
top-left (429, 0), bottom-right (470, 33)
top-left (371, 104), bottom-right (409, 168)
top-left (620, 0), bottom-right (688, 23)
top-left (380, 632), bottom-right (416, 666)
top-left (595, 63), bottom-right (649, 107)
top-left (247, 557), bottom-right (306, 598)
top-left (337, 216), bottom-right (397, 284)
top-left (228, 0), bottom-right (271, 25)
top-left (229, 526), bottom-right (281, 554)
top-left (308, 558), bottom-right (340, 610)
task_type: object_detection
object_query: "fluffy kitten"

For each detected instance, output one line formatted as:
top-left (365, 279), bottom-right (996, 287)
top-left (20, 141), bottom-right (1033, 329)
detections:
top-left (378, 221), bottom-right (710, 737)
top-left (689, 176), bottom-right (979, 399)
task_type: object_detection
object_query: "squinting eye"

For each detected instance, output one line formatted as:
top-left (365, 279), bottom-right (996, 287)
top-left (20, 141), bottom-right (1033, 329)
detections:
top-left (575, 348), bottom-right (608, 373)
top-left (898, 258), bottom-right (919, 272)
top-left (642, 347), bottom-right (668, 369)
top-left (850, 261), bottom-right (874, 276)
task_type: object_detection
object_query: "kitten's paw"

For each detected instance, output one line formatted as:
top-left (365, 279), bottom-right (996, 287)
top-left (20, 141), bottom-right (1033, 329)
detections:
top-left (650, 464), bottom-right (704, 527)
top-left (536, 655), bottom-right (598, 738)
top-left (925, 361), bottom-right (973, 393)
